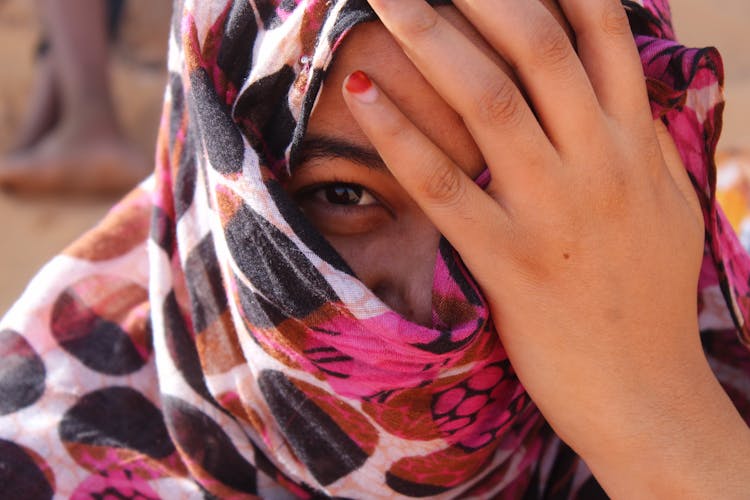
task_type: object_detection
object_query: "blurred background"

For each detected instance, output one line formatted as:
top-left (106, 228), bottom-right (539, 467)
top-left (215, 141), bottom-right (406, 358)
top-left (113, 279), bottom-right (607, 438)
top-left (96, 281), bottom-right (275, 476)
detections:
top-left (0, 0), bottom-right (748, 314)
top-left (0, 0), bottom-right (171, 312)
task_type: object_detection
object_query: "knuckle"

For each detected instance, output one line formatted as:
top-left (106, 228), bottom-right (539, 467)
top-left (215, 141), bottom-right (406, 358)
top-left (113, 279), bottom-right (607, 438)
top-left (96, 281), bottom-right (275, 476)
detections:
top-left (600, 2), bottom-right (631, 37)
top-left (532, 27), bottom-right (578, 81)
top-left (400, 8), bottom-right (440, 39)
top-left (420, 160), bottom-right (466, 207)
top-left (474, 78), bottom-right (524, 127)
top-left (532, 23), bottom-right (575, 73)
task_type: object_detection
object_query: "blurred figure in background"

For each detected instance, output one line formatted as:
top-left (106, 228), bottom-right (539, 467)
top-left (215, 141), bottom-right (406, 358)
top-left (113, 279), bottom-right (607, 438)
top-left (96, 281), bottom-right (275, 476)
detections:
top-left (0, 0), bottom-right (149, 195)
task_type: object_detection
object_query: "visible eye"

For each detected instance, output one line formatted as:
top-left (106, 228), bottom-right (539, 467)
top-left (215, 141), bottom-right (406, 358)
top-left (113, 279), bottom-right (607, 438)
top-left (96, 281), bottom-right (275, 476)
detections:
top-left (291, 180), bottom-right (391, 236)
top-left (310, 183), bottom-right (378, 206)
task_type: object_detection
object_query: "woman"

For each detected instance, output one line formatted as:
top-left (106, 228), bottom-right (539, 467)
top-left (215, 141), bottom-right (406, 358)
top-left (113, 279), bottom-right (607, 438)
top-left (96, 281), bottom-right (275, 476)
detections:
top-left (2, 0), bottom-right (749, 497)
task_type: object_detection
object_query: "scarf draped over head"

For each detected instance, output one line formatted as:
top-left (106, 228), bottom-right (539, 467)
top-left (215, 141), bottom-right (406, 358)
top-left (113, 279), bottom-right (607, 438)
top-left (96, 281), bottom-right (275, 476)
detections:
top-left (2, 0), bottom-right (750, 498)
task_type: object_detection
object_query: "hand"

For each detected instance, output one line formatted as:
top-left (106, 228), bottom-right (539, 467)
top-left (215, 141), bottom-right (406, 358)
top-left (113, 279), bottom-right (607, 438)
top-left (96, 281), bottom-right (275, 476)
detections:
top-left (342, 0), bottom-right (750, 496)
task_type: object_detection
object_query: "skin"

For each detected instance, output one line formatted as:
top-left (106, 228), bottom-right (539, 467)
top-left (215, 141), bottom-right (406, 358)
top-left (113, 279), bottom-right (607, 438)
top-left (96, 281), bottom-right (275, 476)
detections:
top-left (291, 9), bottom-right (488, 325)
top-left (291, 0), bottom-right (750, 497)
top-left (293, 3), bottom-right (567, 323)
top-left (291, 0), bottom-right (576, 324)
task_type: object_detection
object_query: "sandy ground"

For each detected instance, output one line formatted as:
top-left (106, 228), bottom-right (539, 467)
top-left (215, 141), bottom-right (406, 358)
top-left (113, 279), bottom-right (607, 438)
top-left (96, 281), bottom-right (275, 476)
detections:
top-left (1, 0), bottom-right (749, 314)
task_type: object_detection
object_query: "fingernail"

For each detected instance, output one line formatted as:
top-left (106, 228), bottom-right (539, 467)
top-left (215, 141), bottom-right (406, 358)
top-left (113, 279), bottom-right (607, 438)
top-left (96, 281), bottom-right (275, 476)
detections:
top-left (345, 70), bottom-right (378, 103)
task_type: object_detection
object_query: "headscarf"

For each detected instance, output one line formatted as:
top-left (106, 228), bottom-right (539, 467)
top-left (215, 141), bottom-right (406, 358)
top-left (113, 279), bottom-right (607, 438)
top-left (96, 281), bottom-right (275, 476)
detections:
top-left (2, 0), bottom-right (750, 498)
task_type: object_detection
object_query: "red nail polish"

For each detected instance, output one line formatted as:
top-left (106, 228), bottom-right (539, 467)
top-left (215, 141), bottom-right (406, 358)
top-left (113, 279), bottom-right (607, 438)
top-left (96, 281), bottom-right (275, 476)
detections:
top-left (345, 70), bottom-right (378, 104)
top-left (345, 70), bottom-right (372, 94)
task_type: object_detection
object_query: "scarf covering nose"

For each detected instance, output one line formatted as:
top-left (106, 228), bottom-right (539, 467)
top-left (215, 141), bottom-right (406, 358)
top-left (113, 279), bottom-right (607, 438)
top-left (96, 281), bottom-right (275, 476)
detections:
top-left (2, 0), bottom-right (750, 498)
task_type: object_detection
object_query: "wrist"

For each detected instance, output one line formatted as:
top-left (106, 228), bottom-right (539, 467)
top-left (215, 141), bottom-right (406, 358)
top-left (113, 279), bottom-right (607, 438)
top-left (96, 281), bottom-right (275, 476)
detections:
top-left (574, 352), bottom-right (750, 498)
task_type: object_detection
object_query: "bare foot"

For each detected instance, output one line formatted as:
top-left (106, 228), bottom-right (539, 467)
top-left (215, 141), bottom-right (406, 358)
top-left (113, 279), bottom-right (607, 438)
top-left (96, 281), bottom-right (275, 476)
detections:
top-left (8, 55), bottom-right (61, 153)
top-left (0, 125), bottom-right (151, 196)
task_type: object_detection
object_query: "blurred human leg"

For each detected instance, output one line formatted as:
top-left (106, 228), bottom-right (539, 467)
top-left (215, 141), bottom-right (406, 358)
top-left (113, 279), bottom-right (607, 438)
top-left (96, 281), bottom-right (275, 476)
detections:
top-left (7, 49), bottom-right (60, 153)
top-left (0, 0), bottom-right (149, 195)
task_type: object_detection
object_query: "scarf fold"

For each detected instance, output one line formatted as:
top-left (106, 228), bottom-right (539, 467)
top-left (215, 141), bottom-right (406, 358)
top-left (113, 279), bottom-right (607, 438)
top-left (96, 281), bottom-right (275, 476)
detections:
top-left (2, 0), bottom-right (749, 498)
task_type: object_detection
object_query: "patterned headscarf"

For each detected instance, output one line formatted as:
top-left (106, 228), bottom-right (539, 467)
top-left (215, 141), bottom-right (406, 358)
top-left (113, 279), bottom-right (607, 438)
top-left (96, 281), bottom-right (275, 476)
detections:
top-left (2, 0), bottom-right (750, 498)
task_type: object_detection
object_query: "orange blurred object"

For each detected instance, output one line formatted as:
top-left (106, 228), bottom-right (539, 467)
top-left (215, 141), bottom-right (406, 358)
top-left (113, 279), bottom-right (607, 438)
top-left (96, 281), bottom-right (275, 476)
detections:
top-left (716, 150), bottom-right (750, 251)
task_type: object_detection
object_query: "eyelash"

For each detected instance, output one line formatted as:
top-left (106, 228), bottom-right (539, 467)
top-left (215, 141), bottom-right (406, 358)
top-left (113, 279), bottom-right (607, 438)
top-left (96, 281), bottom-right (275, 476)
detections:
top-left (296, 181), bottom-right (379, 208)
top-left (288, 171), bottom-right (396, 234)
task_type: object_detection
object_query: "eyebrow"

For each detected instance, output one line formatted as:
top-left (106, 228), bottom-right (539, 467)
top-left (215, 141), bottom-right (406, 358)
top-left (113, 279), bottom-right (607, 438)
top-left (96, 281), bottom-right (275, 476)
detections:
top-left (296, 135), bottom-right (389, 173)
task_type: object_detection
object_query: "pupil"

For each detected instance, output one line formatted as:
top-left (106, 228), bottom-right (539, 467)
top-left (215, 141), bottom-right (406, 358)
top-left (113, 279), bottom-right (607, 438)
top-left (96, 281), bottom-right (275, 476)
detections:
top-left (325, 184), bottom-right (363, 205)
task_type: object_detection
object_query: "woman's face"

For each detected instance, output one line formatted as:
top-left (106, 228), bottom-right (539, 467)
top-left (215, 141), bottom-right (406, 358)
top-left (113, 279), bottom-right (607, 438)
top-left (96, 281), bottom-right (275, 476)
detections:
top-left (288, 4), bottom-right (568, 325)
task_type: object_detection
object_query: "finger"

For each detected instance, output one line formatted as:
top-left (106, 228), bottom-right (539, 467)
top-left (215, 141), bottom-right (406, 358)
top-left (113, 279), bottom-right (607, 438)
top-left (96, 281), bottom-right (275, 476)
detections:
top-left (451, 0), bottom-right (605, 149)
top-left (557, 0), bottom-right (652, 125)
top-left (365, 0), bottom-right (558, 188)
top-left (341, 70), bottom-right (510, 263)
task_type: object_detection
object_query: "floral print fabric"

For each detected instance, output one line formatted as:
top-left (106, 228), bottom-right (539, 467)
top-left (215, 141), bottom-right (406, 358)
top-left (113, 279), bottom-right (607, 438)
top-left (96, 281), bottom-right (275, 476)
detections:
top-left (1, 0), bottom-right (749, 498)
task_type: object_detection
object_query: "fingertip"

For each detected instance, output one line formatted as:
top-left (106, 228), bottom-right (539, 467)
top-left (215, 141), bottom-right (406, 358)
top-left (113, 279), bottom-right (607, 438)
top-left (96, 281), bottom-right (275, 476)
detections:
top-left (343, 70), bottom-right (379, 104)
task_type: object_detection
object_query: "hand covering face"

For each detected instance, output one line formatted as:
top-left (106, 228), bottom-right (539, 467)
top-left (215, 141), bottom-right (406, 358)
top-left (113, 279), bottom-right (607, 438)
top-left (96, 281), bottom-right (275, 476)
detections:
top-left (2, 0), bottom-right (750, 498)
